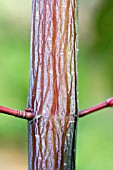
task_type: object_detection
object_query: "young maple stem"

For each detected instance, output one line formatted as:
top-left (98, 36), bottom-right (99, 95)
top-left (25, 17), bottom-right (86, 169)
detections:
top-left (79, 97), bottom-right (113, 117)
top-left (28, 0), bottom-right (78, 169)
top-left (0, 106), bottom-right (35, 120)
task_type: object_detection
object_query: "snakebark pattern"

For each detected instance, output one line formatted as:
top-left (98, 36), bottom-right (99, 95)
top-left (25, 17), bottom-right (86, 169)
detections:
top-left (28, 0), bottom-right (78, 169)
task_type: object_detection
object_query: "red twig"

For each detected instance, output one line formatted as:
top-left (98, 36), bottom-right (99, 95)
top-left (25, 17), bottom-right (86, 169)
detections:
top-left (79, 97), bottom-right (113, 117)
top-left (0, 106), bottom-right (35, 120)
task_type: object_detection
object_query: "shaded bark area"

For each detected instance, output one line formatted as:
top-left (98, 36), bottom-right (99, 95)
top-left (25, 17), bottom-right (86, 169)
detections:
top-left (28, 0), bottom-right (78, 169)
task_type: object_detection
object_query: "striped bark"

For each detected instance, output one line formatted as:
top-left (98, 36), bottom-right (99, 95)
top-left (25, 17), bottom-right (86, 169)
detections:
top-left (28, 0), bottom-right (78, 169)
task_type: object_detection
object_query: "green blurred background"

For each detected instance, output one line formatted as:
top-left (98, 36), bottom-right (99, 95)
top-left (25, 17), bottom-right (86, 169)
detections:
top-left (0, 0), bottom-right (113, 169)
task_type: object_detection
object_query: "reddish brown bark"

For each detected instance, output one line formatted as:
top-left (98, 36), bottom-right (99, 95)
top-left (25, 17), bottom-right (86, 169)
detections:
top-left (28, 0), bottom-right (78, 169)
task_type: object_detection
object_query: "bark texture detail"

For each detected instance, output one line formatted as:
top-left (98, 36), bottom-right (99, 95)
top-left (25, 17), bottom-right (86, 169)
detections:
top-left (28, 0), bottom-right (78, 169)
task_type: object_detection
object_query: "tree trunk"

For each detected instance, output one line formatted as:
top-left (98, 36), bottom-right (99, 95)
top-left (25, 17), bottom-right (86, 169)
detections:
top-left (28, 0), bottom-right (78, 169)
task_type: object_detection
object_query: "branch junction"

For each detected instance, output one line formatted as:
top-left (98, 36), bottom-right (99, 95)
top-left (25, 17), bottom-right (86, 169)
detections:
top-left (0, 98), bottom-right (113, 120)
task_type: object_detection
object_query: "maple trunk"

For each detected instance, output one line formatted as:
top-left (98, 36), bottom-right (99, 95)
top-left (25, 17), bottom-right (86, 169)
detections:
top-left (28, 0), bottom-right (78, 169)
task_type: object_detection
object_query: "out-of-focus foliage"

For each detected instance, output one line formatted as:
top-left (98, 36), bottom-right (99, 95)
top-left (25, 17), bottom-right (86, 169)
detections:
top-left (77, 0), bottom-right (113, 170)
top-left (0, 1), bottom-right (31, 146)
top-left (90, 0), bottom-right (113, 91)
top-left (0, 1), bottom-right (31, 169)
top-left (91, 1), bottom-right (113, 57)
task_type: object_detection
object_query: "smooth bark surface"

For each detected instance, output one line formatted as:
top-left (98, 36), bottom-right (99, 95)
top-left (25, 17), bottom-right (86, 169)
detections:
top-left (28, 0), bottom-right (78, 169)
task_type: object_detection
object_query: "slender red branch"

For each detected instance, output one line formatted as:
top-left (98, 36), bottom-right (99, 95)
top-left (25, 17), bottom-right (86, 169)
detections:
top-left (79, 97), bottom-right (113, 117)
top-left (0, 106), bottom-right (35, 120)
